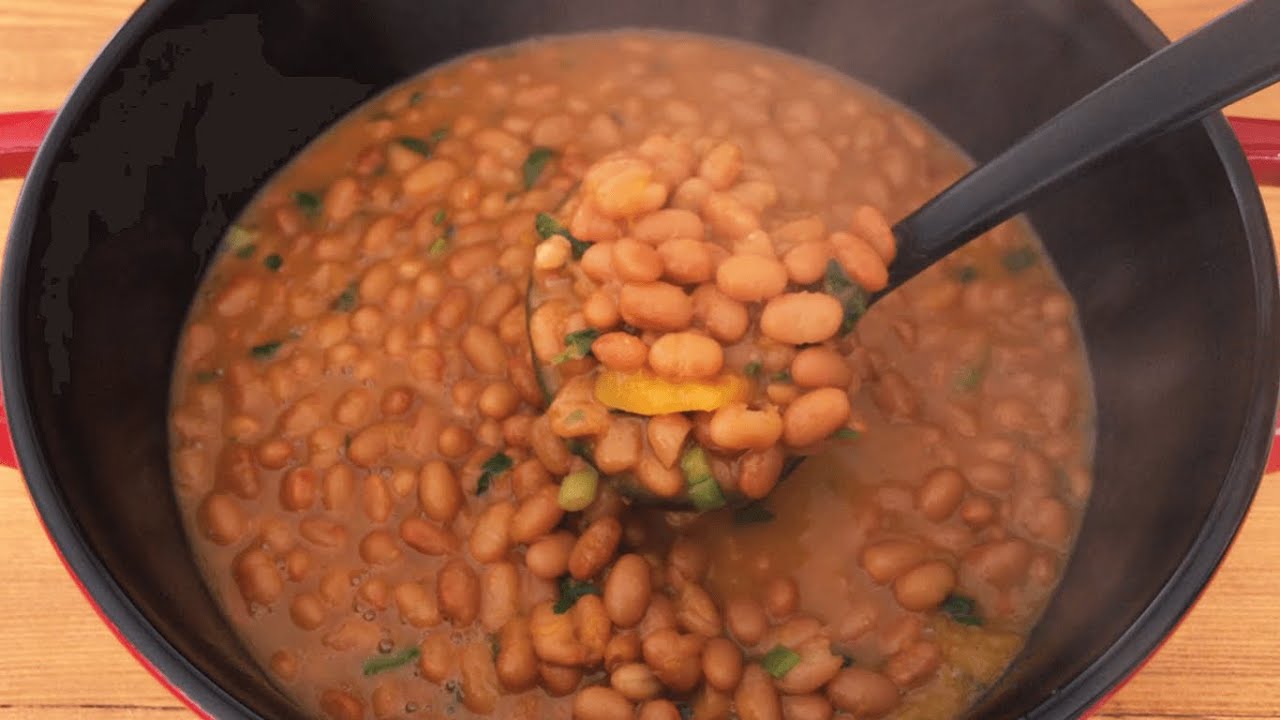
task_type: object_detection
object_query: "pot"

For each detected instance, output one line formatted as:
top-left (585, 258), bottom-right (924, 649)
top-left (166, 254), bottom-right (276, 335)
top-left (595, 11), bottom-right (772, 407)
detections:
top-left (2, 1), bottom-right (1279, 718)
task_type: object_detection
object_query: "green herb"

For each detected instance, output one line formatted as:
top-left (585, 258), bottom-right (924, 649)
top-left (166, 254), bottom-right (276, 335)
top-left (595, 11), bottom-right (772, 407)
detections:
top-left (235, 242), bottom-right (257, 259)
top-left (476, 452), bottom-right (513, 496)
top-left (429, 127), bottom-right (449, 144)
top-left (831, 428), bottom-right (861, 441)
top-left (733, 503), bottom-right (775, 525)
top-left (395, 136), bottom-right (433, 157)
top-left (1001, 246), bottom-right (1038, 274)
top-left (408, 91), bottom-right (424, 106)
top-left (292, 190), bottom-right (322, 218)
top-left (194, 369), bottom-right (223, 383)
top-left (558, 467), bottom-right (600, 512)
top-left (534, 212), bottom-right (591, 259)
top-left (954, 365), bottom-right (985, 392)
top-left (553, 576), bottom-right (602, 614)
top-left (332, 283), bottom-right (358, 312)
top-left (744, 361), bottom-right (762, 377)
top-left (942, 594), bottom-right (983, 626)
top-left (771, 369), bottom-right (792, 383)
top-left (429, 236), bottom-right (450, 257)
top-left (552, 328), bottom-right (600, 364)
top-left (361, 647), bottom-right (420, 676)
top-left (680, 445), bottom-right (726, 511)
top-left (823, 260), bottom-right (869, 335)
top-left (522, 146), bottom-right (556, 190)
top-left (490, 634), bottom-right (501, 660)
top-left (761, 645), bottom-right (802, 679)
top-left (227, 226), bottom-right (256, 258)
top-left (432, 208), bottom-right (448, 226)
top-left (955, 265), bottom-right (979, 284)
top-left (263, 253), bottom-right (283, 271)
top-left (250, 341), bottom-right (283, 360)
top-left (565, 409), bottom-right (586, 425)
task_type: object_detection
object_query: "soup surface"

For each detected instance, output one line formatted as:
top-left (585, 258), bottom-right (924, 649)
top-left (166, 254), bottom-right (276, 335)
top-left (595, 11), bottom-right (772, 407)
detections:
top-left (169, 32), bottom-right (1094, 720)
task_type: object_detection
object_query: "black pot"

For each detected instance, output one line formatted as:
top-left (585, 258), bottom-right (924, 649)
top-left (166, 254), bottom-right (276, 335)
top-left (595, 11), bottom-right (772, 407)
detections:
top-left (4, 1), bottom-right (1278, 718)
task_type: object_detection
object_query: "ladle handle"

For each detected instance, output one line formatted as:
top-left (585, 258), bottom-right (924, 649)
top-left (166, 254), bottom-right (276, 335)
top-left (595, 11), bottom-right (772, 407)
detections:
top-left (889, 0), bottom-right (1280, 287)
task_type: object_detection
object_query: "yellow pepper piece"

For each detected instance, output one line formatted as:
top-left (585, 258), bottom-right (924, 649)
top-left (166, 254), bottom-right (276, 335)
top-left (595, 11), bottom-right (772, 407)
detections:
top-left (593, 369), bottom-right (750, 416)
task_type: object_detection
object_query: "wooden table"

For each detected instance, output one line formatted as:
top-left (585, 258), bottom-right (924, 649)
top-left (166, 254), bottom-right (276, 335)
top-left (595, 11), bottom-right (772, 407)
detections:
top-left (2, 1), bottom-right (1278, 718)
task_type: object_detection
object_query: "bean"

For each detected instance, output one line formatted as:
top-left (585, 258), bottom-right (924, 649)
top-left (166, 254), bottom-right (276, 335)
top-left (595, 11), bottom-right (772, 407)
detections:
top-left (827, 668), bottom-right (900, 717)
top-left (510, 485), bottom-right (565, 545)
top-left (634, 208), bottom-right (705, 244)
top-left (764, 577), bottom-right (800, 619)
top-left (580, 242), bottom-right (616, 280)
top-left (965, 461), bottom-right (1013, 493)
top-left (726, 597), bottom-right (768, 646)
top-left (460, 325), bottom-right (508, 377)
top-left (403, 158), bottom-right (460, 197)
top-left (861, 540), bottom-right (927, 584)
top-left (593, 332), bottom-right (649, 373)
top-left (358, 529), bottom-right (402, 565)
top-left (477, 282), bottom-right (520, 327)
top-left (459, 641), bottom-right (501, 714)
top-left (703, 191), bottom-right (760, 239)
top-left (370, 681), bottom-right (404, 720)
top-left (595, 417), bottom-right (644, 475)
top-left (584, 290), bottom-right (621, 330)
top-left (639, 595), bottom-right (679, 639)
top-left (357, 577), bottom-right (391, 611)
top-left (233, 548), bottom-right (282, 606)
top-left (611, 663), bottom-right (663, 701)
top-left (646, 413), bottom-right (692, 469)
top-left (498, 617), bottom-right (539, 692)
top-left (400, 516), bottom-right (460, 556)
top-left (269, 650), bottom-right (298, 681)
top-left (605, 632), bottom-right (643, 672)
top-left (433, 286), bottom-right (471, 331)
top-left (830, 232), bottom-right (888, 293)
top-left (570, 516), bottom-right (623, 580)
top-left (788, 348), bottom-right (851, 389)
top-left (531, 600), bottom-right (588, 666)
top-left (526, 531), bottom-right (575, 579)
top-left (363, 474), bottom-right (393, 523)
top-left (893, 560), bottom-right (956, 611)
top-left (284, 548), bottom-right (311, 581)
top-left (884, 640), bottom-right (942, 688)
top-left (299, 517), bottom-right (347, 549)
top-left (539, 662), bottom-right (585, 697)
top-left (642, 629), bottom-right (705, 692)
top-left (962, 538), bottom-right (1033, 588)
top-left (255, 438), bottom-right (293, 470)
top-left (574, 686), bottom-right (633, 720)
top-left (603, 554), bottom-right (654, 628)
top-left (437, 558), bottom-right (481, 625)
top-left (575, 593), bottom-right (614, 665)
top-left (760, 293), bottom-right (844, 346)
top-left (418, 632), bottom-right (454, 684)
top-left (532, 415), bottom-right (573, 475)
top-left (469, 501), bottom-right (516, 563)
top-left (323, 617), bottom-right (380, 652)
top-left (648, 332), bottom-right (724, 381)
top-left (850, 205), bottom-right (896, 263)
top-left (417, 460), bottom-right (463, 523)
top-left (480, 561), bottom-right (521, 632)
top-left (619, 282), bottom-right (694, 331)
top-left (288, 592), bottom-right (327, 631)
top-left (781, 695), bottom-right (834, 720)
top-left (438, 425), bottom-right (475, 458)
top-left (394, 581), bottom-right (441, 628)
top-left (658, 238), bottom-right (715, 284)
top-left (700, 142), bottom-right (744, 189)
top-left (736, 664), bottom-right (783, 720)
top-left (640, 700), bottom-right (682, 720)
top-left (707, 403), bottom-right (783, 451)
top-left (1025, 496), bottom-right (1072, 546)
top-left (198, 492), bottom-right (246, 545)
top-left (778, 637), bottom-right (844, 695)
top-left (915, 467), bottom-right (967, 522)
top-left (475, 381), bottom-right (520, 420)
top-left (716, 255), bottom-right (788, 303)
top-left (691, 285), bottom-right (749, 344)
top-left (319, 690), bottom-right (365, 720)
top-left (782, 388), bottom-right (851, 447)
top-left (702, 637), bottom-right (744, 692)
top-left (614, 238), bottom-right (665, 283)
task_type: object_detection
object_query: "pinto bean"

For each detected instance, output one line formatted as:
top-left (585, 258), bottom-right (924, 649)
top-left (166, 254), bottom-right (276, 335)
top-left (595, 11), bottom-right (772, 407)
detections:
top-left (569, 516), bottom-right (623, 580)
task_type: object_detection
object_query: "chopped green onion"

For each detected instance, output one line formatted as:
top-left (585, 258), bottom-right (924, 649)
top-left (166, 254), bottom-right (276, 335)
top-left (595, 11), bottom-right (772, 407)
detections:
top-left (429, 127), bottom-right (449, 144)
top-left (680, 445), bottom-right (726, 511)
top-left (552, 328), bottom-right (600, 364)
top-left (558, 467), bottom-right (600, 512)
top-left (250, 341), bottom-right (283, 360)
top-left (408, 91), bottom-right (424, 106)
top-left (823, 259), bottom-right (853, 293)
top-left (823, 260), bottom-right (868, 335)
top-left (429, 236), bottom-right (450, 257)
top-left (362, 647), bottom-right (420, 676)
top-left (942, 594), bottom-right (983, 626)
top-left (263, 253), bottom-right (283, 271)
top-left (733, 504), bottom-right (774, 525)
top-left (522, 146), bottom-right (556, 190)
top-left (235, 243), bottom-right (256, 259)
top-left (292, 190), bottom-right (322, 218)
top-left (553, 576), bottom-right (601, 614)
top-left (761, 645), bottom-right (802, 679)
top-left (831, 428), bottom-right (860, 441)
top-left (476, 452), bottom-right (513, 495)
top-left (332, 283), bottom-right (358, 312)
top-left (954, 265), bottom-right (979, 284)
top-left (395, 136), bottom-right (433, 157)
top-left (535, 212), bottom-right (591, 259)
top-left (432, 208), bottom-right (447, 226)
top-left (744, 361), bottom-right (762, 377)
top-left (194, 369), bottom-right (223, 383)
top-left (953, 366), bottom-right (985, 392)
top-left (1001, 247), bottom-right (1038, 274)
top-left (771, 369), bottom-right (792, 383)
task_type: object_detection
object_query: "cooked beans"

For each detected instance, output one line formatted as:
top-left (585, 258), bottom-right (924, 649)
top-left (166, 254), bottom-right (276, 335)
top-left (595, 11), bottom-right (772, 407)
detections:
top-left (604, 554), bottom-right (654, 628)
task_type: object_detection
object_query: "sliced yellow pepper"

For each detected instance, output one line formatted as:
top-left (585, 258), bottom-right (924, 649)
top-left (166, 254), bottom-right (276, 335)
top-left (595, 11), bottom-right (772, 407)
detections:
top-left (593, 369), bottom-right (750, 416)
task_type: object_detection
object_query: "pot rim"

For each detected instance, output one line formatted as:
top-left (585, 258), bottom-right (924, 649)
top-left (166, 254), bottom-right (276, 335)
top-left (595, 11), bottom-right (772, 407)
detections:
top-left (3, 2), bottom-right (1276, 719)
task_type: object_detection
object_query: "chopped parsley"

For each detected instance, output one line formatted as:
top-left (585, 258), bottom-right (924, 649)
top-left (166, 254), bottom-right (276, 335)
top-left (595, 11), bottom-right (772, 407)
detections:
top-left (955, 265), bottom-right (979, 284)
top-left (831, 428), bottom-right (861, 441)
top-left (522, 146), bottom-right (555, 190)
top-left (534, 213), bottom-right (591, 259)
top-left (553, 576), bottom-right (601, 614)
top-left (235, 242), bottom-right (256, 259)
top-left (263, 253), bottom-right (283, 271)
top-left (823, 260), bottom-right (869, 335)
top-left (429, 236), bottom-right (450, 257)
top-left (292, 190), bottom-right (322, 218)
top-left (408, 91), bottom-right (424, 106)
top-left (761, 645), bottom-right (801, 679)
top-left (1001, 247), bottom-right (1039, 274)
top-left (395, 136), bottom-right (433, 157)
top-left (552, 328), bottom-right (600, 364)
top-left (432, 208), bottom-right (447, 226)
top-left (332, 283), bottom-right (358, 312)
top-left (771, 369), bottom-right (793, 383)
top-left (744, 361), bottom-right (762, 377)
top-left (733, 504), bottom-right (775, 525)
top-left (361, 647), bottom-right (420, 676)
top-left (250, 341), bottom-right (283, 360)
top-left (429, 127), bottom-right (449, 144)
top-left (476, 452), bottom-right (513, 495)
top-left (942, 594), bottom-right (983, 626)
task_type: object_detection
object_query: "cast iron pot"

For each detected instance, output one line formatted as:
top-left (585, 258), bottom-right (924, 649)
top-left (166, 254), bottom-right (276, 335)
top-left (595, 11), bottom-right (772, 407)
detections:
top-left (2, 1), bottom-right (1279, 718)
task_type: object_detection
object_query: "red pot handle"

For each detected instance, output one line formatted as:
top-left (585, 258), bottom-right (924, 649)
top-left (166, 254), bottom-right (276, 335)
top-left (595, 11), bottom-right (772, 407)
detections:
top-left (3, 111), bottom-right (1280, 474)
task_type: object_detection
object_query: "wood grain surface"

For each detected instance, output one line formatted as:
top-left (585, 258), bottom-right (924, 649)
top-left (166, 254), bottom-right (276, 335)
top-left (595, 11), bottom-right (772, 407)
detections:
top-left (1, 1), bottom-right (1278, 718)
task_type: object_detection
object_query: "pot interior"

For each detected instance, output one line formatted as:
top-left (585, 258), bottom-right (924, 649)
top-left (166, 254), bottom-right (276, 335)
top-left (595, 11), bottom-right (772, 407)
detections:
top-left (6, 1), bottom-right (1276, 718)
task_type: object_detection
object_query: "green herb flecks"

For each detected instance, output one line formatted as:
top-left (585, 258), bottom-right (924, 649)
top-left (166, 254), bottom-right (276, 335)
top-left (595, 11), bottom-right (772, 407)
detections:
top-left (954, 265), bottom-right (979, 284)
top-left (227, 226), bottom-right (256, 258)
top-left (250, 341), bottom-right (283, 360)
top-left (432, 208), bottom-right (448, 226)
top-left (429, 236), bottom-right (450, 257)
top-left (395, 136), bottom-right (433, 157)
top-left (489, 634), bottom-right (501, 660)
top-left (771, 369), bottom-right (793, 384)
top-left (564, 409), bottom-right (586, 425)
top-left (761, 645), bottom-right (802, 679)
top-left (744, 361), bottom-right (762, 377)
top-left (263, 253), bottom-right (283, 272)
top-left (292, 190), bottom-right (322, 218)
top-left (408, 91), bottom-right (424, 106)
top-left (476, 452), bottom-right (513, 496)
top-left (942, 594), bottom-right (983, 626)
top-left (194, 369), bottom-right (223, 383)
top-left (429, 127), bottom-right (449, 144)
top-left (733, 503), bottom-right (775, 525)
top-left (522, 146), bottom-right (555, 190)
top-left (680, 445), bottom-right (726, 511)
top-left (953, 365), bottom-right (986, 392)
top-left (553, 576), bottom-right (601, 614)
top-left (332, 283), bottom-right (359, 313)
top-left (535, 212), bottom-right (591, 259)
top-left (553, 328), bottom-right (600, 365)
top-left (823, 260), bottom-right (869, 335)
top-left (361, 647), bottom-right (420, 676)
top-left (831, 428), bottom-right (861, 441)
top-left (1001, 246), bottom-right (1038, 274)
